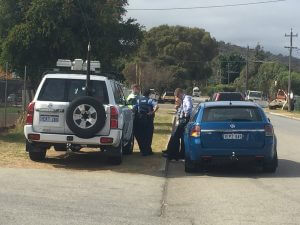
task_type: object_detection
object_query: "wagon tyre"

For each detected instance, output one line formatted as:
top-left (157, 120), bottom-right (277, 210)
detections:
top-left (185, 156), bottom-right (197, 173)
top-left (263, 150), bottom-right (278, 173)
top-left (66, 96), bottom-right (106, 139)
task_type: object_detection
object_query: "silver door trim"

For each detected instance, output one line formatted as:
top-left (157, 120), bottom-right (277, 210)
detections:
top-left (201, 129), bottom-right (265, 133)
top-left (36, 108), bottom-right (65, 113)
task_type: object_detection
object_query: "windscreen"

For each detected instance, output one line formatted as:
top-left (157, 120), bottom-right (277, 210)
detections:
top-left (38, 78), bottom-right (109, 104)
top-left (202, 106), bottom-right (262, 122)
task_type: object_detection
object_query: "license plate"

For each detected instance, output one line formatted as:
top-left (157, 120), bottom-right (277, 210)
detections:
top-left (223, 133), bottom-right (243, 140)
top-left (40, 115), bottom-right (59, 123)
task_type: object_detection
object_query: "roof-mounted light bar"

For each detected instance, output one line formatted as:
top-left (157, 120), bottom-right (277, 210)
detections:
top-left (56, 59), bottom-right (101, 72)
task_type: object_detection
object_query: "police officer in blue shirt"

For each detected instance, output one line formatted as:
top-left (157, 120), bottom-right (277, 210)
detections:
top-left (134, 89), bottom-right (159, 156)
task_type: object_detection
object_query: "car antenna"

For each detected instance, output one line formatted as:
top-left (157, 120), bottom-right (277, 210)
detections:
top-left (77, 0), bottom-right (92, 96)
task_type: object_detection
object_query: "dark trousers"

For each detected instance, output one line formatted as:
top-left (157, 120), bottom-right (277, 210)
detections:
top-left (134, 115), bottom-right (154, 155)
top-left (166, 118), bottom-right (188, 160)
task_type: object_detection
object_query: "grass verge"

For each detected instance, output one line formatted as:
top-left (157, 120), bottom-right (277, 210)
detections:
top-left (266, 108), bottom-right (300, 119)
top-left (0, 105), bottom-right (174, 174)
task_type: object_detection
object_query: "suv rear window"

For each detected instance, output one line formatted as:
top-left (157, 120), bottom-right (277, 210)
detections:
top-left (202, 107), bottom-right (262, 122)
top-left (216, 93), bottom-right (244, 101)
top-left (38, 78), bottom-right (109, 104)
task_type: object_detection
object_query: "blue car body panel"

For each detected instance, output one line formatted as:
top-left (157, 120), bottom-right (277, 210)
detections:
top-left (184, 101), bottom-right (277, 162)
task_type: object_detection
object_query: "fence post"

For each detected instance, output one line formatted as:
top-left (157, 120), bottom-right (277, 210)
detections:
top-left (4, 62), bottom-right (8, 128)
top-left (23, 65), bottom-right (27, 112)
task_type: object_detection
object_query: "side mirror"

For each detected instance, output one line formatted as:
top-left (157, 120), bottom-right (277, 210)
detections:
top-left (268, 118), bottom-right (271, 122)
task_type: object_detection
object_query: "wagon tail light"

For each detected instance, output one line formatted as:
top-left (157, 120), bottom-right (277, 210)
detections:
top-left (265, 124), bottom-right (274, 136)
top-left (110, 106), bottom-right (118, 129)
top-left (190, 125), bottom-right (201, 137)
top-left (26, 102), bottom-right (35, 125)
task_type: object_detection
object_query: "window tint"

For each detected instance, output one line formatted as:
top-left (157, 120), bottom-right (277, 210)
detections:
top-left (217, 93), bottom-right (244, 101)
top-left (111, 82), bottom-right (125, 105)
top-left (38, 79), bottom-right (66, 101)
top-left (38, 78), bottom-right (109, 104)
top-left (68, 80), bottom-right (109, 104)
top-left (202, 107), bottom-right (262, 122)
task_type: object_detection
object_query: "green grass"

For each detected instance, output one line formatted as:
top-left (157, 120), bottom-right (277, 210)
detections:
top-left (0, 107), bottom-right (174, 171)
top-left (0, 127), bottom-right (25, 143)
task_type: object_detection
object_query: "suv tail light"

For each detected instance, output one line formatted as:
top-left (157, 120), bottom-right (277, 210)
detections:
top-left (26, 102), bottom-right (35, 125)
top-left (265, 124), bottom-right (274, 136)
top-left (190, 125), bottom-right (201, 137)
top-left (110, 106), bottom-right (118, 129)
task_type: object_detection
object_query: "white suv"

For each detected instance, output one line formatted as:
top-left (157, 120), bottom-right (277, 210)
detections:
top-left (24, 73), bottom-right (134, 165)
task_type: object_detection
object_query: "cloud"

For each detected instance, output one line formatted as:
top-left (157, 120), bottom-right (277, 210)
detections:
top-left (126, 0), bottom-right (300, 56)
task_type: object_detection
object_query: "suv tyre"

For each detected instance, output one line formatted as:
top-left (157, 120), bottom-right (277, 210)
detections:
top-left (66, 96), bottom-right (106, 139)
top-left (108, 140), bottom-right (123, 165)
top-left (26, 141), bottom-right (46, 161)
top-left (123, 134), bottom-right (134, 155)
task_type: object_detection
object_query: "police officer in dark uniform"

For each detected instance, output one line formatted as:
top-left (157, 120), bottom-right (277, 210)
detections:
top-left (134, 89), bottom-right (159, 156)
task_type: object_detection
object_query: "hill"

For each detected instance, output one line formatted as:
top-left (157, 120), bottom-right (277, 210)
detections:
top-left (218, 41), bottom-right (300, 72)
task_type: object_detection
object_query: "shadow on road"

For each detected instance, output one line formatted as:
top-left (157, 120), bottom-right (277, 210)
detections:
top-left (40, 150), bottom-right (165, 177)
top-left (167, 159), bottom-right (300, 178)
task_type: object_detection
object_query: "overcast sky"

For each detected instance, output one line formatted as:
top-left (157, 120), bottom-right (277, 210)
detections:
top-left (125, 0), bottom-right (300, 57)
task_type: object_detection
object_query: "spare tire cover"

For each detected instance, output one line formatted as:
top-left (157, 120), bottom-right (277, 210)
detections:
top-left (66, 96), bottom-right (106, 139)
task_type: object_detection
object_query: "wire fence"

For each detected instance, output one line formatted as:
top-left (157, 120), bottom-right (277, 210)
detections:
top-left (0, 77), bottom-right (34, 129)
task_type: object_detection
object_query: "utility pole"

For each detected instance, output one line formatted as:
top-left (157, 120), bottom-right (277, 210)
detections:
top-left (245, 46), bottom-right (249, 93)
top-left (227, 62), bottom-right (230, 84)
top-left (4, 63), bottom-right (8, 128)
top-left (285, 28), bottom-right (298, 111)
top-left (135, 62), bottom-right (138, 84)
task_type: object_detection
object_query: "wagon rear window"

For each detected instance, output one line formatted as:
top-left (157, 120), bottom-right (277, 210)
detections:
top-left (202, 107), bottom-right (262, 122)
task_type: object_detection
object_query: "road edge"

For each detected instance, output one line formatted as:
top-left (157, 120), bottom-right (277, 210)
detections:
top-left (268, 112), bottom-right (300, 121)
top-left (160, 115), bottom-right (177, 175)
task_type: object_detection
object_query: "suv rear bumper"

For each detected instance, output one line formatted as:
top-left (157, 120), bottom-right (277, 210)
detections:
top-left (24, 125), bottom-right (122, 147)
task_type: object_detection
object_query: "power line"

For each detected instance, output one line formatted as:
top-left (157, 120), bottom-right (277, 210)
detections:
top-left (127, 0), bottom-right (286, 11)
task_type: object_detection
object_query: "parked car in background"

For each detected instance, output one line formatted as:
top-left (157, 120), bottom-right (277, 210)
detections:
top-left (246, 91), bottom-right (263, 101)
top-left (212, 92), bottom-right (245, 101)
top-left (162, 91), bottom-right (175, 103)
top-left (184, 101), bottom-right (278, 173)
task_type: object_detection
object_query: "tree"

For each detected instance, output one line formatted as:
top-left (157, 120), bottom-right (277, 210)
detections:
top-left (124, 25), bottom-right (218, 92)
top-left (0, 0), bottom-right (143, 85)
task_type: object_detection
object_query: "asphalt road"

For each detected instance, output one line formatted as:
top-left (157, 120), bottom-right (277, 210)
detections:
top-left (165, 113), bottom-right (300, 225)
top-left (0, 109), bottom-right (299, 225)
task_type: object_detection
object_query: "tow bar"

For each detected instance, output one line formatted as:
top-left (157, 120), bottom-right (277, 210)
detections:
top-left (230, 152), bottom-right (238, 161)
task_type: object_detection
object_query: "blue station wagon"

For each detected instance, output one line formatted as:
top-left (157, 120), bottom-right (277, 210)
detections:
top-left (184, 101), bottom-right (278, 173)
